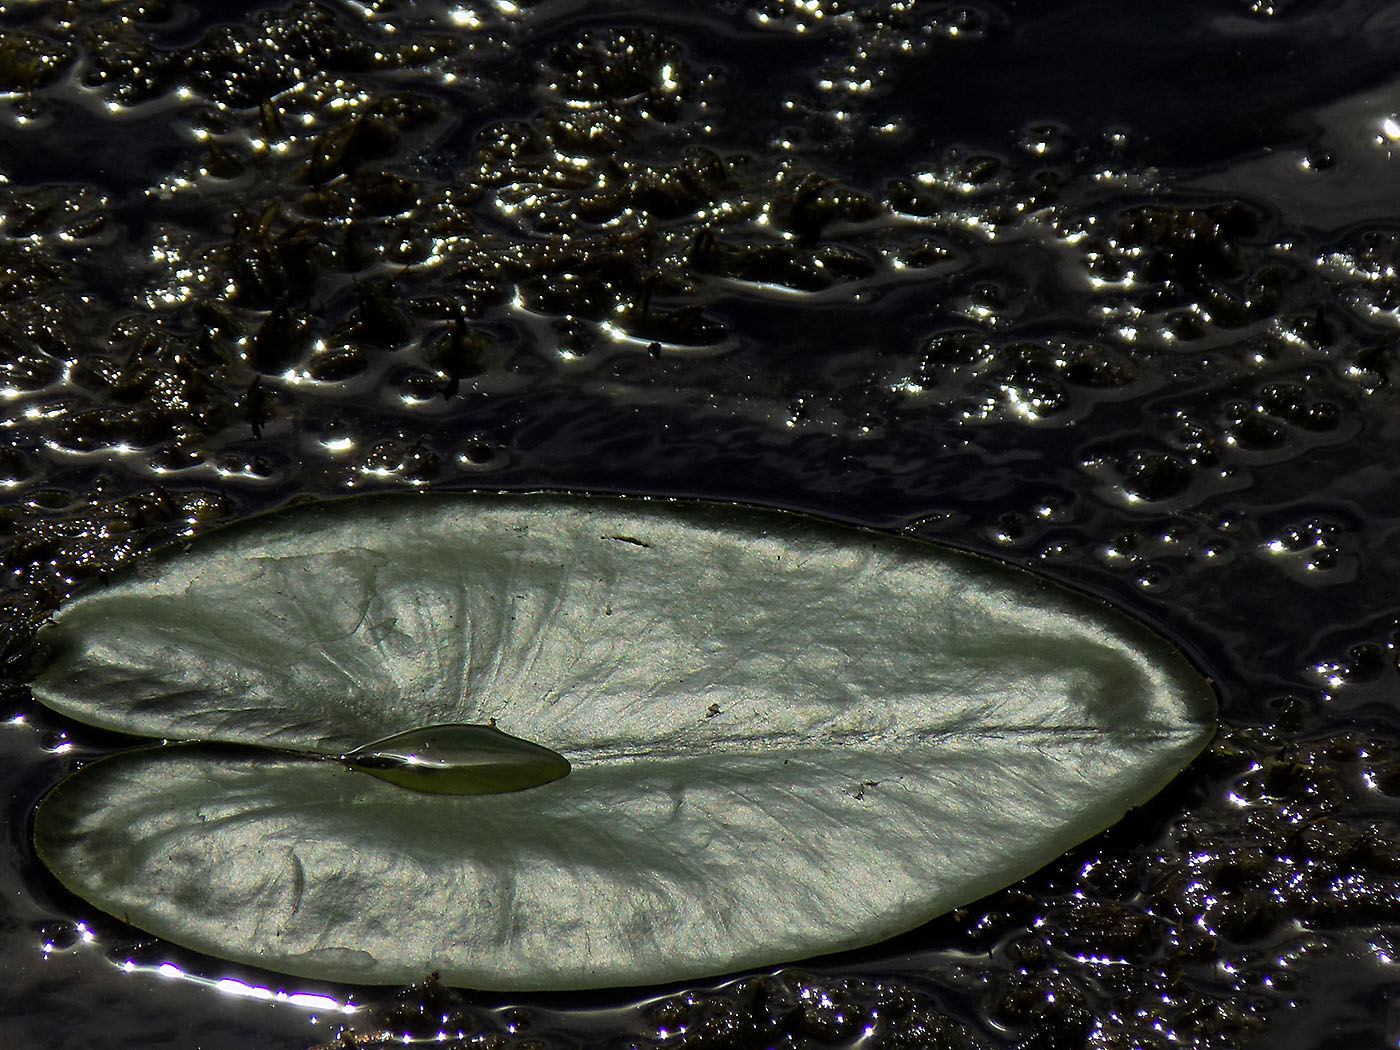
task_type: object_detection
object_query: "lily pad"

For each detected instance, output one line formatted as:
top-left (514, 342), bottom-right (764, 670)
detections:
top-left (30, 493), bottom-right (1216, 991)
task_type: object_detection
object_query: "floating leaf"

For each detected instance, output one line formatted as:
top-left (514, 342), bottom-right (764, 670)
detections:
top-left (30, 493), bottom-right (1216, 990)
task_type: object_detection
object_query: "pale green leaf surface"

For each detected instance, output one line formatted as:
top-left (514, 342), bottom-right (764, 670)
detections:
top-left (31, 493), bottom-right (1216, 990)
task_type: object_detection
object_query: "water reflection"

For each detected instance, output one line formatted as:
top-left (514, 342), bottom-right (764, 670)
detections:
top-left (122, 958), bottom-right (360, 1018)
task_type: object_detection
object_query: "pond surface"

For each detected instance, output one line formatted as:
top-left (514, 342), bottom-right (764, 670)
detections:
top-left (3, 1), bottom-right (1400, 1047)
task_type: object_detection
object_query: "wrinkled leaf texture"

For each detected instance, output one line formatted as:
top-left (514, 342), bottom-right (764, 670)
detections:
top-left (32, 493), bottom-right (1216, 990)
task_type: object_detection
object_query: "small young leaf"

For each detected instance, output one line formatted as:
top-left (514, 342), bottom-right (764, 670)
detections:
top-left (339, 723), bottom-right (571, 795)
top-left (29, 493), bottom-right (1216, 990)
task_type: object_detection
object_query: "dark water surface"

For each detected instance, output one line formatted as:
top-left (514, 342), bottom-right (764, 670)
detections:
top-left (3, 1), bottom-right (1400, 1047)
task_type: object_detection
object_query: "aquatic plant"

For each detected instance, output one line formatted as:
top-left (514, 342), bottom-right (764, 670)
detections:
top-left (30, 493), bottom-right (1215, 990)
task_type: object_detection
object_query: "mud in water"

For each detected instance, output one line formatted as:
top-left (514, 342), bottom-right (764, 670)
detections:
top-left (4, 2), bottom-right (1400, 1047)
